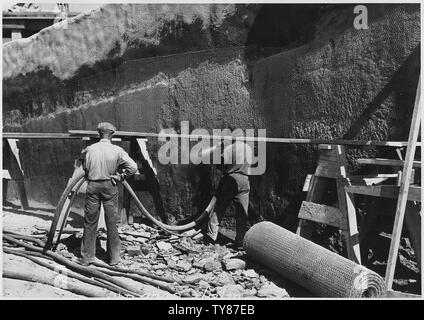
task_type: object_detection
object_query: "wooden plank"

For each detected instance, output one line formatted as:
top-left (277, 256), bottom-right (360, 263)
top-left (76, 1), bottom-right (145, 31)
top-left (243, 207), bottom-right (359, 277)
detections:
top-left (318, 144), bottom-right (332, 150)
top-left (2, 23), bottom-right (26, 29)
top-left (298, 201), bottom-right (347, 229)
top-left (2, 170), bottom-right (12, 180)
top-left (315, 158), bottom-right (339, 178)
top-left (342, 183), bottom-right (361, 264)
top-left (385, 290), bottom-right (422, 299)
top-left (16, 181), bottom-right (29, 210)
top-left (333, 145), bottom-right (360, 264)
top-left (136, 138), bottom-right (157, 176)
top-left (5, 139), bottom-right (29, 209)
top-left (404, 202), bottom-right (421, 269)
top-left (385, 76), bottom-right (422, 291)
top-left (302, 174), bottom-right (313, 192)
top-left (7, 139), bottom-right (25, 180)
top-left (346, 174), bottom-right (398, 186)
top-left (3, 133), bottom-right (77, 139)
top-left (357, 158), bottom-right (421, 168)
top-left (2, 180), bottom-right (8, 204)
top-left (345, 185), bottom-right (421, 202)
top-left (296, 175), bottom-right (331, 237)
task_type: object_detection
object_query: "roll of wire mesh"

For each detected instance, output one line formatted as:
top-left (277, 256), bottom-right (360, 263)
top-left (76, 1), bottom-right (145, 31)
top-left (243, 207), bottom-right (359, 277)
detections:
top-left (243, 221), bottom-right (386, 298)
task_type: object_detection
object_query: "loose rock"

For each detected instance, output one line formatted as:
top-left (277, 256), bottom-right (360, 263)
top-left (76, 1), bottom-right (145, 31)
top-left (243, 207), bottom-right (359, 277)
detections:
top-left (217, 285), bottom-right (244, 298)
top-left (223, 258), bottom-right (246, 271)
top-left (176, 260), bottom-right (192, 272)
top-left (212, 272), bottom-right (236, 286)
top-left (242, 269), bottom-right (259, 278)
top-left (184, 273), bottom-right (204, 284)
top-left (257, 284), bottom-right (290, 298)
top-left (156, 241), bottom-right (173, 251)
top-left (204, 260), bottom-right (222, 272)
top-left (126, 245), bottom-right (141, 257)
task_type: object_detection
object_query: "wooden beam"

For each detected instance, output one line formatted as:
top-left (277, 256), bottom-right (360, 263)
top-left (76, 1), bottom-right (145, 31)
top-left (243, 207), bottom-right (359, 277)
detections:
top-left (385, 76), bottom-right (422, 291)
top-left (296, 175), bottom-right (331, 238)
top-left (298, 201), bottom-right (347, 229)
top-left (346, 174), bottom-right (399, 186)
top-left (404, 202), bottom-right (421, 269)
top-left (69, 130), bottom-right (421, 147)
top-left (136, 138), bottom-right (157, 176)
top-left (302, 174), bottom-right (313, 192)
top-left (2, 23), bottom-right (25, 29)
top-left (345, 185), bottom-right (421, 202)
top-left (3, 139), bottom-right (29, 209)
top-left (357, 158), bottom-right (421, 168)
top-left (385, 290), bottom-right (422, 299)
top-left (334, 145), bottom-right (361, 264)
top-left (2, 170), bottom-right (12, 180)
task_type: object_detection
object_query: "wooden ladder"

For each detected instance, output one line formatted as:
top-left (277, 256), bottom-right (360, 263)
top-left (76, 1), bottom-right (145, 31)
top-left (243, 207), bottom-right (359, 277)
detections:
top-left (345, 77), bottom-right (422, 297)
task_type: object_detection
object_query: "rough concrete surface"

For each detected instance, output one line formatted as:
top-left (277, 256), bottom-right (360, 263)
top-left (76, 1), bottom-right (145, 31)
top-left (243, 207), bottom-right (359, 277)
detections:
top-left (3, 4), bottom-right (420, 231)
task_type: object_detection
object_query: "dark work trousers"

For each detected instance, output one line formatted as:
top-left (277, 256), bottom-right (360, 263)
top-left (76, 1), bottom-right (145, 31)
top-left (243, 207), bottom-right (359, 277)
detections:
top-left (81, 180), bottom-right (121, 265)
top-left (206, 173), bottom-right (250, 246)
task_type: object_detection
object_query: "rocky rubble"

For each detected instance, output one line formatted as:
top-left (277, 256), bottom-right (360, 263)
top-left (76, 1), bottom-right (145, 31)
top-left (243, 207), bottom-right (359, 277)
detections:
top-left (54, 222), bottom-right (290, 298)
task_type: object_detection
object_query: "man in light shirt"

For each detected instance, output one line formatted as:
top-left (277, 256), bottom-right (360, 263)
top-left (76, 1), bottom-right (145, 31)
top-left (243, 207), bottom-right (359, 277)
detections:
top-left (80, 122), bottom-right (137, 266)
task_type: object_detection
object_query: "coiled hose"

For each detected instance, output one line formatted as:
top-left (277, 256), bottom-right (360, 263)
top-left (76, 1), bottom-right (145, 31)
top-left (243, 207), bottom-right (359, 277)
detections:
top-left (45, 172), bottom-right (216, 250)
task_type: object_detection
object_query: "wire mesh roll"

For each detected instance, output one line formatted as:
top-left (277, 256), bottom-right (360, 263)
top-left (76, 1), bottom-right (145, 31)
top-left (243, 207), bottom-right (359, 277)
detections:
top-left (243, 221), bottom-right (386, 298)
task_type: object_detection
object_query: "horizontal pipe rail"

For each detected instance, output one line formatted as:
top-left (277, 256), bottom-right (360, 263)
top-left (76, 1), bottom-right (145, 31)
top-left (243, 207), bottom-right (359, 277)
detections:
top-left (3, 130), bottom-right (420, 147)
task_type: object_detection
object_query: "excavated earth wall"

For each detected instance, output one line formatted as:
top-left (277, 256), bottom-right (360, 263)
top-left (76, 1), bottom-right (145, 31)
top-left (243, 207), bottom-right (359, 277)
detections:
top-left (3, 4), bottom-right (420, 227)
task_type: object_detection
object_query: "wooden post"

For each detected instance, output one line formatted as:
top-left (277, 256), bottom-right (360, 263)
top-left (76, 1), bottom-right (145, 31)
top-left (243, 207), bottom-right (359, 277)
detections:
top-left (334, 145), bottom-right (361, 264)
top-left (2, 139), bottom-right (29, 209)
top-left (404, 202), bottom-right (421, 269)
top-left (385, 76), bottom-right (422, 291)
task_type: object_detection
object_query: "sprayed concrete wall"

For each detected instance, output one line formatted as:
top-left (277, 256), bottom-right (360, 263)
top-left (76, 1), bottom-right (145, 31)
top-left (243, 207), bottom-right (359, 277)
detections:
top-left (3, 4), bottom-right (420, 227)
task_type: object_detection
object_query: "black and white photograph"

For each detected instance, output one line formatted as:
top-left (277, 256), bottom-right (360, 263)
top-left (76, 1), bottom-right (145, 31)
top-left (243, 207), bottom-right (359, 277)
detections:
top-left (1, 0), bottom-right (422, 305)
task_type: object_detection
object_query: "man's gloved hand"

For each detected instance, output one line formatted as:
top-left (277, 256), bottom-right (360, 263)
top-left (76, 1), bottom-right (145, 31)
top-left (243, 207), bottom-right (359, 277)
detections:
top-left (110, 173), bottom-right (123, 185)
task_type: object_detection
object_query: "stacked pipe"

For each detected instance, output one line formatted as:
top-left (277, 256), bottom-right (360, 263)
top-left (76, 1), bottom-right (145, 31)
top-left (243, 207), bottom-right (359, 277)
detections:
top-left (3, 232), bottom-right (191, 298)
top-left (243, 222), bottom-right (386, 298)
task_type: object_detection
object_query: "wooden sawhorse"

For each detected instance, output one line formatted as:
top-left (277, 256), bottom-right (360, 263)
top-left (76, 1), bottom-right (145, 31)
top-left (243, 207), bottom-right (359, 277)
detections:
top-left (2, 138), bottom-right (29, 209)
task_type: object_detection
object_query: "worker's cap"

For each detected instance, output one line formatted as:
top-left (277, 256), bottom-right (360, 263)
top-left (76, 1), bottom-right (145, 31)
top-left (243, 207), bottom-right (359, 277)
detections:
top-left (97, 122), bottom-right (116, 133)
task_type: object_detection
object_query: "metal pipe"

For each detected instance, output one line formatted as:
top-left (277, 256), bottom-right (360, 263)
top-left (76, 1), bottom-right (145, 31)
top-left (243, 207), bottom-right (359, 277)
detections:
top-left (3, 130), bottom-right (419, 147)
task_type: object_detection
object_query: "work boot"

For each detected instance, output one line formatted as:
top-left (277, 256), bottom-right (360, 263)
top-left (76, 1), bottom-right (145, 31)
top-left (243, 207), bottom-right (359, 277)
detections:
top-left (109, 257), bottom-right (122, 267)
top-left (76, 258), bottom-right (93, 266)
top-left (202, 234), bottom-right (216, 246)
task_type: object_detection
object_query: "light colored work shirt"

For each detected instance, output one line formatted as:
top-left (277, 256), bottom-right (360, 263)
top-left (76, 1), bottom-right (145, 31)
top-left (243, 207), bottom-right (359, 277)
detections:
top-left (83, 139), bottom-right (137, 181)
top-left (221, 141), bottom-right (253, 175)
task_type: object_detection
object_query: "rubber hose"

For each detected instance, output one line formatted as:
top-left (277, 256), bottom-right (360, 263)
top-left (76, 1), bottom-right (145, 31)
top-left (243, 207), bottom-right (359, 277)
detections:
top-left (122, 179), bottom-right (216, 232)
top-left (47, 172), bottom-right (215, 250)
top-left (45, 173), bottom-right (86, 250)
top-left (54, 177), bottom-right (86, 249)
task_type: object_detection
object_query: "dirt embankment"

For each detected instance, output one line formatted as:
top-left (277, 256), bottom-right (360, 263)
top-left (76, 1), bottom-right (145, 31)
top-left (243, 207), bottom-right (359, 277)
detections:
top-left (3, 4), bottom-right (420, 231)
